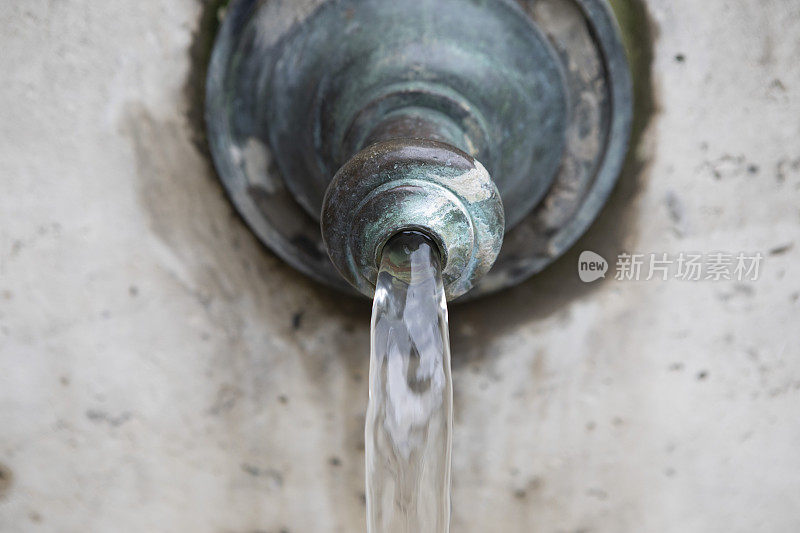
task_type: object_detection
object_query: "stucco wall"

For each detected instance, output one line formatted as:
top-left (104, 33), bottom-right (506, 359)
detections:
top-left (1, 1), bottom-right (799, 531)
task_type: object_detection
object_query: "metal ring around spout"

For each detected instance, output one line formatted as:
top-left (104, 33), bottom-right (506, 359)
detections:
top-left (321, 139), bottom-right (505, 301)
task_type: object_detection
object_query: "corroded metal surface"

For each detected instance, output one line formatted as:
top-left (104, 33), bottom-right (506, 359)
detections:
top-left (205, 0), bottom-right (632, 300)
top-left (321, 139), bottom-right (504, 300)
top-left (264, 0), bottom-right (566, 228)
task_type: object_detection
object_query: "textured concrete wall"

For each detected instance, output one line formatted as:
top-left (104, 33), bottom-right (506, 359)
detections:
top-left (1, 1), bottom-right (799, 531)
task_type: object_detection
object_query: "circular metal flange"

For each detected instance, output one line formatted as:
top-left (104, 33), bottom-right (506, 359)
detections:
top-left (206, 0), bottom-right (633, 300)
top-left (321, 139), bottom-right (504, 301)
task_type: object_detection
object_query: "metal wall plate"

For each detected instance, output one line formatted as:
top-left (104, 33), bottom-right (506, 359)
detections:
top-left (206, 0), bottom-right (632, 300)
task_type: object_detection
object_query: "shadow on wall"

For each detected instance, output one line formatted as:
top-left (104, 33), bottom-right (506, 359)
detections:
top-left (178, 0), bottom-right (658, 366)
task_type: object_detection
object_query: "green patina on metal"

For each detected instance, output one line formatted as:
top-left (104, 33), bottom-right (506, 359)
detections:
top-left (204, 0), bottom-right (634, 300)
top-left (263, 0), bottom-right (567, 229)
top-left (321, 139), bottom-right (504, 300)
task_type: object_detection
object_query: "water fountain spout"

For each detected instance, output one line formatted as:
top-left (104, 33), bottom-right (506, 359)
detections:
top-left (206, 0), bottom-right (631, 300)
top-left (320, 138), bottom-right (505, 301)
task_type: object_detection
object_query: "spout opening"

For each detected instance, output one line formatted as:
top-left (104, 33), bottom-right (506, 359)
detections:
top-left (375, 227), bottom-right (448, 274)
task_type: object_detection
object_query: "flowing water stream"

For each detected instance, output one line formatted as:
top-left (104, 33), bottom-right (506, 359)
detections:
top-left (365, 231), bottom-right (453, 533)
